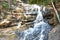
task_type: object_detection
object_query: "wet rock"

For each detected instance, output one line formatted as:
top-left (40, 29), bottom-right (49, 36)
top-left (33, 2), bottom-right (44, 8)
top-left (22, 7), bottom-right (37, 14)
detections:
top-left (12, 12), bottom-right (25, 20)
top-left (0, 17), bottom-right (12, 28)
top-left (14, 7), bottom-right (24, 13)
top-left (16, 0), bottom-right (22, 2)
top-left (48, 24), bottom-right (60, 40)
top-left (0, 35), bottom-right (16, 40)
top-left (48, 18), bottom-right (57, 26)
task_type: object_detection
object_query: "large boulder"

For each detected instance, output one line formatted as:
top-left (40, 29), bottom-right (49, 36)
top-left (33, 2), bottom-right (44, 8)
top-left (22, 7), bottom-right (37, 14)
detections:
top-left (48, 24), bottom-right (60, 40)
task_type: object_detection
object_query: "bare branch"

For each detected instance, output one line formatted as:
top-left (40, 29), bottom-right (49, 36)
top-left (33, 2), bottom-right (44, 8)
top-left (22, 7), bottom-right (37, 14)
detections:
top-left (51, 0), bottom-right (60, 23)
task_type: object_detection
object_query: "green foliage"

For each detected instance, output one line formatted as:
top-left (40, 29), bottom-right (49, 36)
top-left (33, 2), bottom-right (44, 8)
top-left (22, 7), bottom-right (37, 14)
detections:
top-left (12, 0), bottom-right (16, 5)
top-left (27, 0), bottom-right (60, 5)
top-left (0, 2), bottom-right (9, 10)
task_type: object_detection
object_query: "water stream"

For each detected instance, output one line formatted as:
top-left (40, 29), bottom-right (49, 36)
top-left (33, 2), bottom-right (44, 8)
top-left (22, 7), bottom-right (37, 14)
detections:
top-left (15, 4), bottom-right (51, 40)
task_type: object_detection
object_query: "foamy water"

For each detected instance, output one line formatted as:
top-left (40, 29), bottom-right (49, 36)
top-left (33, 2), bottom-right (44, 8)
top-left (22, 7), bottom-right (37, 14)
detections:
top-left (15, 4), bottom-right (51, 40)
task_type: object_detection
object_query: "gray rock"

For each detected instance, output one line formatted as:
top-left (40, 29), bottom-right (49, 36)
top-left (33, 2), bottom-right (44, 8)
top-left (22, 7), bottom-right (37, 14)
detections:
top-left (48, 25), bottom-right (60, 40)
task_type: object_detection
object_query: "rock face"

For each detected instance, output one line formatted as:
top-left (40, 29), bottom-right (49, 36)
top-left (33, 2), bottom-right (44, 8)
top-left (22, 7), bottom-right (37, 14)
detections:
top-left (48, 24), bottom-right (60, 40)
top-left (0, 35), bottom-right (16, 40)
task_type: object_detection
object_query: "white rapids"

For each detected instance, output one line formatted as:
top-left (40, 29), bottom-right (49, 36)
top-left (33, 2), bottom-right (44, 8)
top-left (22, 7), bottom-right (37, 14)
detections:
top-left (15, 4), bottom-right (51, 40)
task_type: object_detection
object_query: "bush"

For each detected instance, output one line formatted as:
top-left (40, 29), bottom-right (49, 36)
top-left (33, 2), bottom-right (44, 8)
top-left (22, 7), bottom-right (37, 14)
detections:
top-left (0, 1), bottom-right (9, 10)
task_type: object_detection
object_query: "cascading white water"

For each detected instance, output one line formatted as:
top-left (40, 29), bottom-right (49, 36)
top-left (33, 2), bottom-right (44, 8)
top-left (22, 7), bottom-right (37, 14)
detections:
top-left (15, 4), bottom-right (51, 40)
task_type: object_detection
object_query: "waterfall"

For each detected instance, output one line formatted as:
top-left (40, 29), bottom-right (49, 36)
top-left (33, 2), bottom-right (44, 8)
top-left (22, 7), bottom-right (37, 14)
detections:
top-left (16, 21), bottom-right (22, 28)
top-left (15, 4), bottom-right (51, 40)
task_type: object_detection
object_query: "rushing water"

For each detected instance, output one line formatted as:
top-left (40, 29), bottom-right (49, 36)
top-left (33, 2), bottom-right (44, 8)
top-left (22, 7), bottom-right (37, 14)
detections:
top-left (15, 4), bottom-right (51, 40)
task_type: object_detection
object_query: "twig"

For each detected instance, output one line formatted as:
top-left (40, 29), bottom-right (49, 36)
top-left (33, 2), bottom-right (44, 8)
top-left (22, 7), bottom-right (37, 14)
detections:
top-left (51, 0), bottom-right (60, 23)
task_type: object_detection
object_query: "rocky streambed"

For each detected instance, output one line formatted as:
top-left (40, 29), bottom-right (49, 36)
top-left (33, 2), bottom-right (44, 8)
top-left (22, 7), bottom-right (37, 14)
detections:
top-left (0, 0), bottom-right (60, 40)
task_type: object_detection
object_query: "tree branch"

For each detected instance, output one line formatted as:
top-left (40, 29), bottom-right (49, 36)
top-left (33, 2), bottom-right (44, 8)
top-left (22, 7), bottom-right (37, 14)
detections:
top-left (51, 0), bottom-right (60, 23)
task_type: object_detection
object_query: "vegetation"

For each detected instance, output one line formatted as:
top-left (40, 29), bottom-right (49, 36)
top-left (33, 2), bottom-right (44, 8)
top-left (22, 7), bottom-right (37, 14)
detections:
top-left (0, 0), bottom-right (16, 10)
top-left (27, 0), bottom-right (60, 5)
top-left (0, 1), bottom-right (9, 10)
